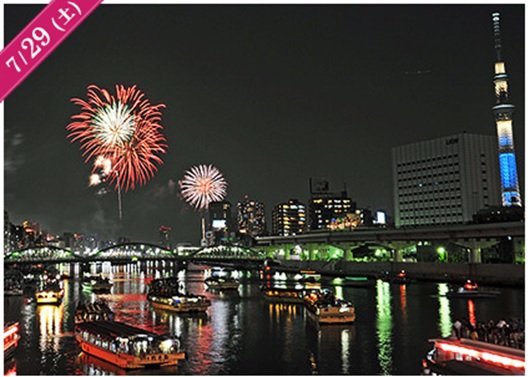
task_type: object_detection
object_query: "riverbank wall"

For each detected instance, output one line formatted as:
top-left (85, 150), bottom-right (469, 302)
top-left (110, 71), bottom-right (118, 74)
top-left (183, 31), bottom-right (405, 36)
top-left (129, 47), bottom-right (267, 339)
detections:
top-left (276, 260), bottom-right (525, 287)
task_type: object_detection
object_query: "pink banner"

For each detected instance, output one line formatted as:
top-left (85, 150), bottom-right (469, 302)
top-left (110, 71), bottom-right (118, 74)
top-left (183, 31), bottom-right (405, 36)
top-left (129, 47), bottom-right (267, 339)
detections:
top-left (0, 0), bottom-right (103, 102)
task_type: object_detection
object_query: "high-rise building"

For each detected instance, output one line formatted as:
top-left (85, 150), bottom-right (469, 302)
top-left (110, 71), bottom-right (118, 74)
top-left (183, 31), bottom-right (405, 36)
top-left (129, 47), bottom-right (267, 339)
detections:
top-left (392, 133), bottom-right (501, 228)
top-left (308, 193), bottom-right (355, 231)
top-left (208, 200), bottom-right (233, 243)
top-left (272, 199), bottom-right (306, 236)
top-left (491, 12), bottom-right (522, 207)
top-left (237, 196), bottom-right (266, 237)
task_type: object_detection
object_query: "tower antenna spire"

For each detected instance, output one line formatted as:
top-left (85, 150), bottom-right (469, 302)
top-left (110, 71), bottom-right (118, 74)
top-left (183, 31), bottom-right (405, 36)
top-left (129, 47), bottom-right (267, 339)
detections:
top-left (492, 12), bottom-right (502, 61)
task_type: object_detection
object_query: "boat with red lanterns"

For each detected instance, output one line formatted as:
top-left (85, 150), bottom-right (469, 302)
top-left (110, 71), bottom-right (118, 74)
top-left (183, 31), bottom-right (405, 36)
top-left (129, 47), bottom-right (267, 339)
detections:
top-left (4, 322), bottom-right (20, 359)
top-left (75, 320), bottom-right (186, 369)
top-left (423, 337), bottom-right (525, 375)
top-left (304, 289), bottom-right (355, 324)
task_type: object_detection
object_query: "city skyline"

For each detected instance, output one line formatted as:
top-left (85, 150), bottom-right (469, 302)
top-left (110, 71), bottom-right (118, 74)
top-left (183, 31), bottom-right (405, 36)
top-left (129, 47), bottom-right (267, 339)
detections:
top-left (4, 4), bottom-right (525, 244)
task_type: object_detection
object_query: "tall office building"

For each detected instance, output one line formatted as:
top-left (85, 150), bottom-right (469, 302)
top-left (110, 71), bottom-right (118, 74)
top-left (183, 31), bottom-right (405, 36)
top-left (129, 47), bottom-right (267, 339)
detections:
top-left (392, 133), bottom-right (501, 228)
top-left (491, 12), bottom-right (522, 207)
top-left (237, 196), bottom-right (266, 237)
top-left (308, 194), bottom-right (355, 230)
top-left (208, 200), bottom-right (233, 243)
top-left (272, 199), bottom-right (306, 236)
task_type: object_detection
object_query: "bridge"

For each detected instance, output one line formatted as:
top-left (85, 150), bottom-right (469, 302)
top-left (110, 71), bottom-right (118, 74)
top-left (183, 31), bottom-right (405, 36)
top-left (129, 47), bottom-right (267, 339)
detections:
top-left (255, 222), bottom-right (525, 264)
top-left (4, 242), bottom-right (267, 269)
top-left (4, 222), bottom-right (524, 267)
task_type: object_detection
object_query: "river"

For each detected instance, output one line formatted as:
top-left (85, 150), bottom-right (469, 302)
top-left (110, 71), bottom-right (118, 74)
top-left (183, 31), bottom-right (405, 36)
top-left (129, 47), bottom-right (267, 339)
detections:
top-left (4, 263), bottom-right (525, 375)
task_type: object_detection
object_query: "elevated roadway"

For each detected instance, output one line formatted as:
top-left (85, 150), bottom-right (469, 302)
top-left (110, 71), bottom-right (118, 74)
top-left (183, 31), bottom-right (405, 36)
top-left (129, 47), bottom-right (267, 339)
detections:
top-left (256, 222), bottom-right (524, 245)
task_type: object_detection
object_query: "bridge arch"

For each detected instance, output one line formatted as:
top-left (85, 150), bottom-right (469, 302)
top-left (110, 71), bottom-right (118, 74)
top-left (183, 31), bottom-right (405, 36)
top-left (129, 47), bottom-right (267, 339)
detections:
top-left (191, 244), bottom-right (266, 260)
top-left (92, 242), bottom-right (176, 261)
top-left (5, 245), bottom-right (85, 264)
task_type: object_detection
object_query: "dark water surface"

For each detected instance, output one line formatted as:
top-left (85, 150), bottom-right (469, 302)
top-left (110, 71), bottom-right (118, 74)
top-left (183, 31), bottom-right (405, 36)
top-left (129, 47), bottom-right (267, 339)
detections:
top-left (4, 264), bottom-right (525, 375)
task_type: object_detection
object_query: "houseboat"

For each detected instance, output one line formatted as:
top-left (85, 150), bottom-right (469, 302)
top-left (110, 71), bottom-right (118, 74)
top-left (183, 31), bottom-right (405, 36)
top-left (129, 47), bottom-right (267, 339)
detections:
top-left (304, 289), bottom-right (355, 324)
top-left (378, 270), bottom-right (413, 284)
top-left (204, 276), bottom-right (239, 290)
top-left (149, 294), bottom-right (211, 313)
top-left (35, 282), bottom-right (64, 305)
top-left (82, 275), bottom-right (113, 293)
top-left (76, 300), bottom-right (115, 324)
top-left (444, 280), bottom-right (501, 299)
top-left (147, 278), bottom-right (211, 313)
top-left (261, 287), bottom-right (305, 304)
top-left (75, 320), bottom-right (186, 369)
top-left (4, 322), bottom-right (19, 359)
top-left (423, 337), bottom-right (525, 375)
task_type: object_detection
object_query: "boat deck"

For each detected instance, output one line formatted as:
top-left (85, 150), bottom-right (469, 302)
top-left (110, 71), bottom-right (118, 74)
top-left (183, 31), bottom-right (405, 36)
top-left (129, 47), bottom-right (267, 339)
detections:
top-left (76, 321), bottom-right (162, 340)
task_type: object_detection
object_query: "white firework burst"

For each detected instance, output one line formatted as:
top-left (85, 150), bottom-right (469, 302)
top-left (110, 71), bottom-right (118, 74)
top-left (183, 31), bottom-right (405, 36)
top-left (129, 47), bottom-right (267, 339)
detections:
top-left (179, 164), bottom-right (227, 210)
top-left (92, 101), bottom-right (136, 147)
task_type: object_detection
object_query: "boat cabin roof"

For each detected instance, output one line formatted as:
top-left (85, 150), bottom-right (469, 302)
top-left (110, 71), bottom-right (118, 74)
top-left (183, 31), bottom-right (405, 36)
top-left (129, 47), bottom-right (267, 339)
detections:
top-left (76, 321), bottom-right (164, 341)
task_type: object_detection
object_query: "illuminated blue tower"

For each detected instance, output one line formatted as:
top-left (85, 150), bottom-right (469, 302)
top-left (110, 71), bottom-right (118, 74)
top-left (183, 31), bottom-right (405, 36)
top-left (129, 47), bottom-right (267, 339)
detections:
top-left (491, 12), bottom-right (522, 207)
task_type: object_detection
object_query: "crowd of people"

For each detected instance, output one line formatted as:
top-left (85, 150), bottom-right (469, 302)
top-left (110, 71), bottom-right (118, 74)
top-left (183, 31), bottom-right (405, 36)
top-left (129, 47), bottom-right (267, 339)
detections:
top-left (452, 318), bottom-right (525, 350)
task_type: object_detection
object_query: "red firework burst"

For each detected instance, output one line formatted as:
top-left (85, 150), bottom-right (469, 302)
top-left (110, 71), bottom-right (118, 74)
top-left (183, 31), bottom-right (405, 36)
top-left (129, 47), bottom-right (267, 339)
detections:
top-left (67, 84), bottom-right (167, 191)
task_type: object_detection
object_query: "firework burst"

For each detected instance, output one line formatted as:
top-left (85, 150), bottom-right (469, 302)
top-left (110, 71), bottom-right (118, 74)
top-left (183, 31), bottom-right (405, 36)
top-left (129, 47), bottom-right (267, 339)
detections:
top-left (66, 84), bottom-right (167, 192)
top-left (179, 164), bottom-right (227, 210)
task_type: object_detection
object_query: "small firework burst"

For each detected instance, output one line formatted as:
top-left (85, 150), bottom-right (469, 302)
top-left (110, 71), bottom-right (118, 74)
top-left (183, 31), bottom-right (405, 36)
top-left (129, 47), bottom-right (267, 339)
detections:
top-left (179, 164), bottom-right (227, 210)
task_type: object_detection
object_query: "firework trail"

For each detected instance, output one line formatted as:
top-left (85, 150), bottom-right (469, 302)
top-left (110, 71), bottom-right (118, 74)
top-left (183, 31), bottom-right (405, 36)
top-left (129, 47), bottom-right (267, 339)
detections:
top-left (179, 164), bottom-right (227, 210)
top-left (67, 84), bottom-right (167, 193)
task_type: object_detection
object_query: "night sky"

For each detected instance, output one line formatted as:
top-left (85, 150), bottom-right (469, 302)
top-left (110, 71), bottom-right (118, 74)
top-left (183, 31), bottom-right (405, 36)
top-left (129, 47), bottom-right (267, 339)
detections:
top-left (3, 3), bottom-right (525, 245)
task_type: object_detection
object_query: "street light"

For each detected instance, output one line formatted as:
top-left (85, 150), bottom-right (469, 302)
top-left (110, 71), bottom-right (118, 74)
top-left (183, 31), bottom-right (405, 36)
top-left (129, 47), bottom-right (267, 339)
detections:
top-left (437, 247), bottom-right (447, 262)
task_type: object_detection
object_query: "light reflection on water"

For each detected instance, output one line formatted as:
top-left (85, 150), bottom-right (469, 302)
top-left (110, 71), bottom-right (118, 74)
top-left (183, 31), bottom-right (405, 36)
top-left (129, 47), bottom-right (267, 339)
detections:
top-left (340, 328), bottom-right (351, 374)
top-left (437, 283), bottom-right (453, 337)
top-left (375, 280), bottom-right (393, 375)
top-left (3, 265), bottom-right (526, 375)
